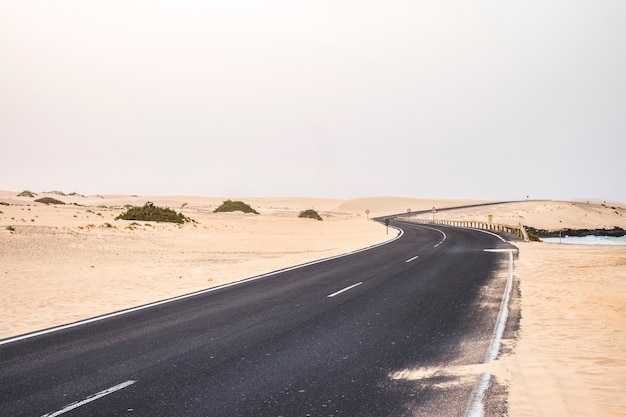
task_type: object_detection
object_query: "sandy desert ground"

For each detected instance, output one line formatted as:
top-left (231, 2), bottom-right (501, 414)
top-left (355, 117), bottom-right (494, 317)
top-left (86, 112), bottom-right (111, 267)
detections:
top-left (1, 191), bottom-right (625, 416)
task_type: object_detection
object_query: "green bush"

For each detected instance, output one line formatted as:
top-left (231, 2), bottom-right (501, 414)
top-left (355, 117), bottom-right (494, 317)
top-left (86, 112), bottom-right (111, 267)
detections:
top-left (18, 190), bottom-right (36, 197)
top-left (115, 202), bottom-right (193, 224)
top-left (299, 209), bottom-right (323, 221)
top-left (35, 197), bottom-right (65, 205)
top-left (213, 200), bottom-right (259, 214)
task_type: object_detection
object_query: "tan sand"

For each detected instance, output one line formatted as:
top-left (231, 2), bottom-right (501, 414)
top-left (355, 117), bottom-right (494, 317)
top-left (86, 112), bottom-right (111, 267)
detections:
top-left (0, 192), bottom-right (391, 337)
top-left (505, 242), bottom-right (626, 417)
top-left (410, 199), bottom-right (626, 231)
top-left (1, 191), bottom-right (625, 416)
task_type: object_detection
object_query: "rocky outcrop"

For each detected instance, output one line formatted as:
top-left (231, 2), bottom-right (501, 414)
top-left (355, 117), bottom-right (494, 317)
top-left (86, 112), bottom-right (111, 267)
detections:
top-left (525, 226), bottom-right (625, 238)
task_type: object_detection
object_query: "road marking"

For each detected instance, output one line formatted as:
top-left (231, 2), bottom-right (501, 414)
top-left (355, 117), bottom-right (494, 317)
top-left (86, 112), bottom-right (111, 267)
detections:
top-left (464, 372), bottom-right (491, 417)
top-left (405, 255), bottom-right (419, 263)
top-left (1, 227), bottom-right (405, 347)
top-left (327, 282), bottom-right (363, 298)
top-left (416, 225), bottom-right (447, 247)
top-left (465, 249), bottom-right (515, 417)
top-left (41, 380), bottom-right (136, 417)
top-left (474, 229), bottom-right (507, 242)
top-left (484, 249), bottom-right (514, 362)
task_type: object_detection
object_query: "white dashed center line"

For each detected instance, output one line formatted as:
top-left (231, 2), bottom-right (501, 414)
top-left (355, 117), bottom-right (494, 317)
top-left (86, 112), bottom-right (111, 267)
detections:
top-left (327, 282), bottom-right (363, 298)
top-left (41, 380), bottom-right (137, 417)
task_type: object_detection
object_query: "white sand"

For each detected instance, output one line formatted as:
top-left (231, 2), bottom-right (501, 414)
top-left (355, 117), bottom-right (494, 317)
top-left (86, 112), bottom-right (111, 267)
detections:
top-left (2, 191), bottom-right (625, 416)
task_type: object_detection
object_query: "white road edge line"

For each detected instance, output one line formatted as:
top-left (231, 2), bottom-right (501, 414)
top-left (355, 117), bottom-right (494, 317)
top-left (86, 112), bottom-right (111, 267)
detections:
top-left (484, 249), bottom-right (514, 362)
top-left (470, 228), bottom-right (507, 242)
top-left (327, 282), bottom-right (363, 298)
top-left (465, 249), bottom-right (514, 417)
top-left (0, 226), bottom-right (405, 346)
top-left (415, 224), bottom-right (447, 247)
top-left (40, 380), bottom-right (136, 417)
top-left (464, 372), bottom-right (491, 417)
top-left (405, 255), bottom-right (419, 263)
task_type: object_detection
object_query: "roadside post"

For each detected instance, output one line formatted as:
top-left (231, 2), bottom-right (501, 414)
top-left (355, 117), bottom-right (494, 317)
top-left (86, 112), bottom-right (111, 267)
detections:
top-left (366, 209), bottom-right (370, 221)
top-left (385, 218), bottom-right (389, 234)
top-left (431, 207), bottom-right (437, 222)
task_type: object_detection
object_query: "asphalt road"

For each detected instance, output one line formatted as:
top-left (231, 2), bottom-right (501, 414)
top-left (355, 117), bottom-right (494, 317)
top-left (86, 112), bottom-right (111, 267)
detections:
top-left (0, 220), bottom-right (517, 417)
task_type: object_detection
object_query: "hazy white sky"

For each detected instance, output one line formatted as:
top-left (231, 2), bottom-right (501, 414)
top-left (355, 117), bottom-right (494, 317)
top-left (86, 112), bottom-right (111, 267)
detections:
top-left (2, 1), bottom-right (625, 202)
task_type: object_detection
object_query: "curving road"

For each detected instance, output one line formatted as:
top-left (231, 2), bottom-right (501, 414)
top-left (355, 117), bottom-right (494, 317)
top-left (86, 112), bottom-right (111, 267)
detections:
top-left (0, 220), bottom-right (517, 417)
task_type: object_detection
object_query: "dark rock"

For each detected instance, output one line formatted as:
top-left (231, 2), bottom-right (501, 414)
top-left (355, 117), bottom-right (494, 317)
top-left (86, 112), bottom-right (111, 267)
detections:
top-left (525, 226), bottom-right (625, 238)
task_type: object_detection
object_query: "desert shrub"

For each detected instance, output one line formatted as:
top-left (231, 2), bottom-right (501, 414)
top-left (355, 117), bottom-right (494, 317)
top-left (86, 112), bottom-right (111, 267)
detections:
top-left (35, 197), bottom-right (65, 205)
top-left (299, 209), bottom-right (323, 221)
top-left (103, 222), bottom-right (113, 228)
top-left (18, 190), bottom-right (36, 197)
top-left (528, 232), bottom-right (541, 242)
top-left (6, 225), bottom-right (15, 232)
top-left (213, 200), bottom-right (259, 214)
top-left (115, 202), bottom-right (192, 224)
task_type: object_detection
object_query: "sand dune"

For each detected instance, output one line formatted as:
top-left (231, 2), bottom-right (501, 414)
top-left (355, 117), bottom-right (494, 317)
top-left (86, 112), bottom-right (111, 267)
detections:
top-left (409, 199), bottom-right (626, 231)
top-left (331, 196), bottom-right (490, 216)
top-left (1, 190), bottom-right (625, 416)
top-left (0, 191), bottom-right (387, 337)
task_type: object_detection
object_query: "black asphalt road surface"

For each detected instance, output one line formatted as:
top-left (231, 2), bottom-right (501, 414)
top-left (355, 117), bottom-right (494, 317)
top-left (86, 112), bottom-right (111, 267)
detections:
top-left (0, 220), bottom-right (516, 416)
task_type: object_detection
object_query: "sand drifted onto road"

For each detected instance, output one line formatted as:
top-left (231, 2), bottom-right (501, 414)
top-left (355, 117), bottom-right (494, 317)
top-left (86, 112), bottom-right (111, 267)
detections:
top-left (1, 191), bottom-right (625, 416)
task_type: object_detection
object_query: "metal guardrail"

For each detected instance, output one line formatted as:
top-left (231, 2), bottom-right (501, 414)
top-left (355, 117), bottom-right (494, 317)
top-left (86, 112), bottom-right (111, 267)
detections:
top-left (372, 200), bottom-right (544, 223)
top-left (398, 216), bottom-right (529, 241)
top-left (372, 200), bottom-right (549, 241)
